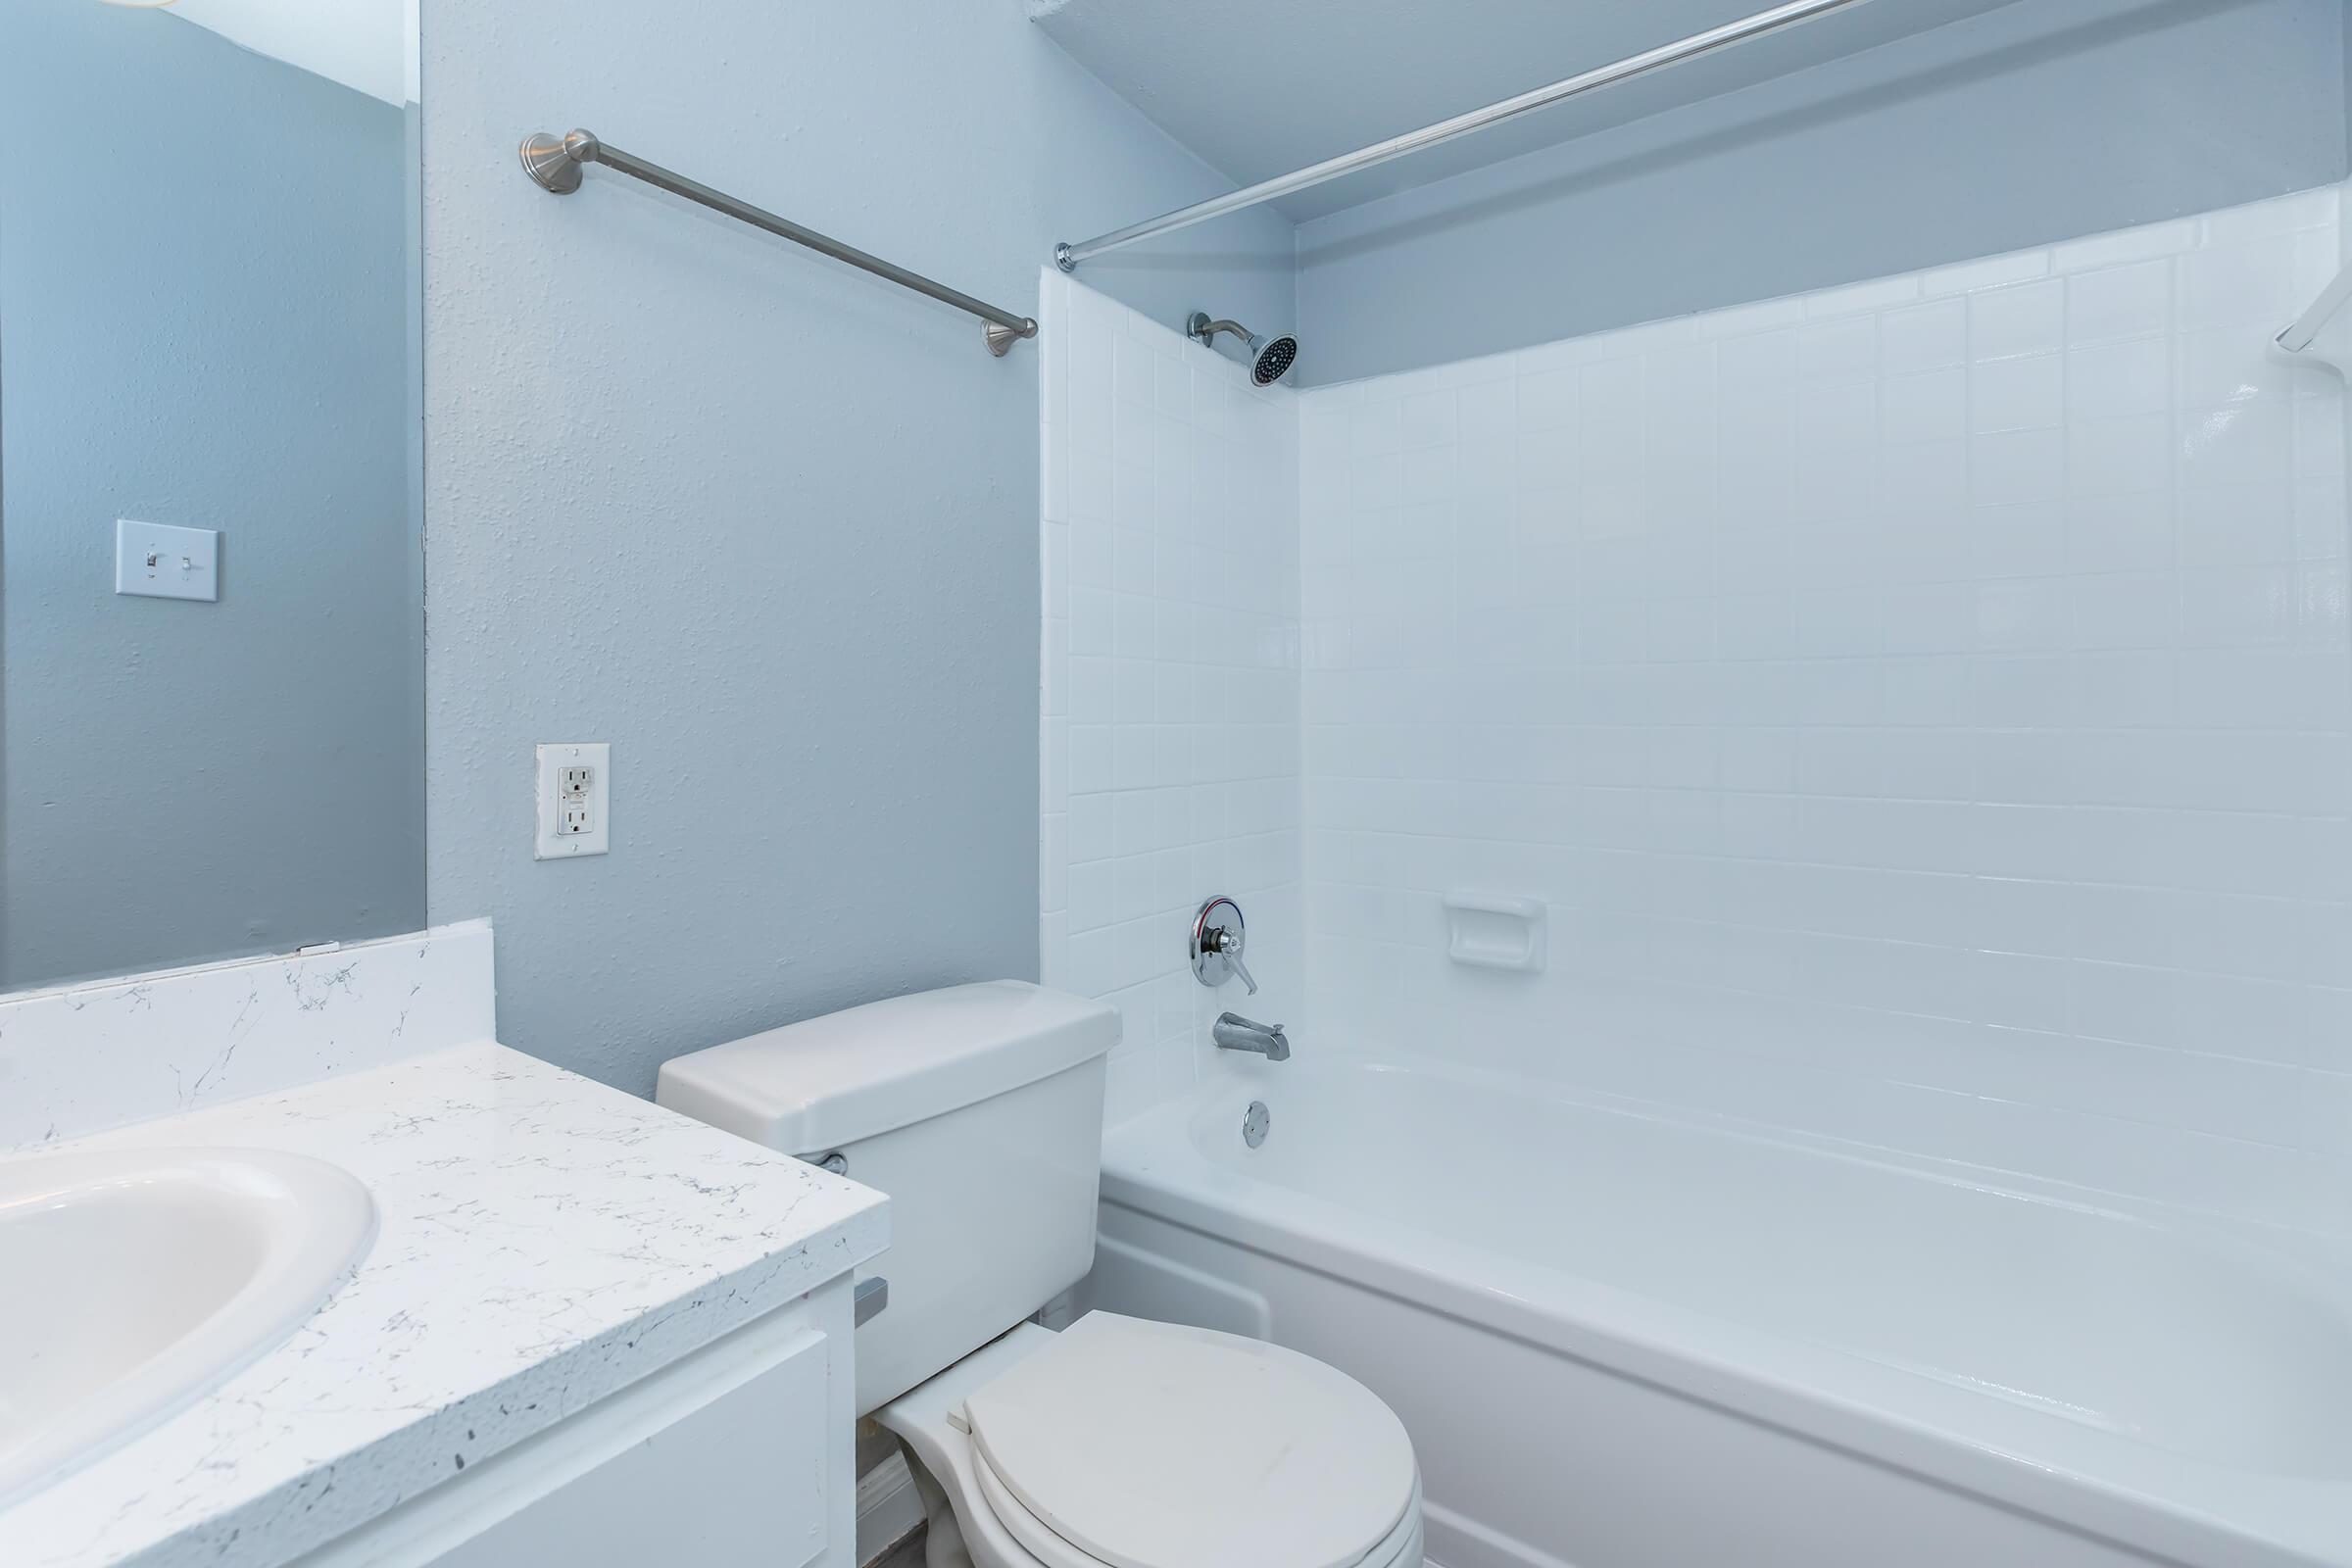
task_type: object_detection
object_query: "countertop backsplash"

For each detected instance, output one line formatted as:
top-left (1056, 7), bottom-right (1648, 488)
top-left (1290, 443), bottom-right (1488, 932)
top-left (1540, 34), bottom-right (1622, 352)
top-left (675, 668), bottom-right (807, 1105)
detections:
top-left (0, 920), bottom-right (496, 1151)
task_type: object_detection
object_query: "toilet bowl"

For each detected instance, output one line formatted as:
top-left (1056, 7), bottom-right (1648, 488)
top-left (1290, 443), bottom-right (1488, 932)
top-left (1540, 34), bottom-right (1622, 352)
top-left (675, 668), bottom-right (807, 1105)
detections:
top-left (880, 1316), bottom-right (1423, 1568)
top-left (655, 983), bottom-right (1423, 1568)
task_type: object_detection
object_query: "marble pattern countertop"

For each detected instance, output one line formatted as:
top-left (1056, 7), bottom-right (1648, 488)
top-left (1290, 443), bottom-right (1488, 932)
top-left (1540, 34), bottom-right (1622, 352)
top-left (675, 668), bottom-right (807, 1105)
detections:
top-left (0, 1042), bottom-right (889, 1568)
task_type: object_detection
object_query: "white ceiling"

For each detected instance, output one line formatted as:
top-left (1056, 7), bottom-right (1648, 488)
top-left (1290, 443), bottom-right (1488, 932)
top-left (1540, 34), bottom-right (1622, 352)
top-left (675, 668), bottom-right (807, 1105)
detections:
top-left (167, 0), bottom-right (410, 105)
top-left (1029, 0), bottom-right (2028, 220)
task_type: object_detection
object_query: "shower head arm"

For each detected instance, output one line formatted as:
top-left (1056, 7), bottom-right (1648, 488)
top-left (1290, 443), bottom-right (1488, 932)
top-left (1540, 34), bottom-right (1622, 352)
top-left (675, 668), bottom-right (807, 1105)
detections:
top-left (1187, 314), bottom-right (1259, 350)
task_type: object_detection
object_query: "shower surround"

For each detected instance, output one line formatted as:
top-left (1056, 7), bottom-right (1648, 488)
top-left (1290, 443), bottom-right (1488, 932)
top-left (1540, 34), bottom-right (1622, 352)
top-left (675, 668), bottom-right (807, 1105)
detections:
top-left (1045, 182), bottom-right (2352, 1237)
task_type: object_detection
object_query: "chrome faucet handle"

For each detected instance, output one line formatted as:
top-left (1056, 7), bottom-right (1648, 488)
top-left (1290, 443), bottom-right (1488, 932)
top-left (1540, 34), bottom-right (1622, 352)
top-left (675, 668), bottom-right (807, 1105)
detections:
top-left (1190, 896), bottom-right (1258, 994)
top-left (1224, 949), bottom-right (1258, 997)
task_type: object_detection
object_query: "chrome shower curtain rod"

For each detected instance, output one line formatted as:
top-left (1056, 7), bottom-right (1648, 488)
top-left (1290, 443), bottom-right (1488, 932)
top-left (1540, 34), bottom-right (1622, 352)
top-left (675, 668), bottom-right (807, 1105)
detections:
top-left (1054, 0), bottom-right (1875, 272)
top-left (520, 129), bottom-right (1039, 357)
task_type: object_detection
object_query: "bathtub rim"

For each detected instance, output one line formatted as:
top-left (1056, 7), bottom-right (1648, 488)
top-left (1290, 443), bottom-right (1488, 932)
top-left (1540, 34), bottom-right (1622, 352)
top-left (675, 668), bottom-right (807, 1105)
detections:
top-left (1099, 1056), bottom-right (2352, 1568)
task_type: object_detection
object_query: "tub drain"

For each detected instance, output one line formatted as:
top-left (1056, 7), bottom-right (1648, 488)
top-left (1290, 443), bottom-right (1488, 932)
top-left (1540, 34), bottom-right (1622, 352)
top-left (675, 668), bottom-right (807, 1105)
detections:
top-left (1242, 1100), bottom-right (1270, 1149)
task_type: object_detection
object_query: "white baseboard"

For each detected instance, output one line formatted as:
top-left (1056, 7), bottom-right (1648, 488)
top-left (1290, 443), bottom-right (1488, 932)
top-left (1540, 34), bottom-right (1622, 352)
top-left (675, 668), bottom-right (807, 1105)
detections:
top-left (857, 1447), bottom-right (925, 1566)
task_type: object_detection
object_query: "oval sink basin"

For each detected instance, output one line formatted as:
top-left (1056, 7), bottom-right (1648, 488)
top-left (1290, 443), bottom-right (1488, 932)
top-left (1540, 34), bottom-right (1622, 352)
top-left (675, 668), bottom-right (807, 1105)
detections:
top-left (0, 1147), bottom-right (375, 1504)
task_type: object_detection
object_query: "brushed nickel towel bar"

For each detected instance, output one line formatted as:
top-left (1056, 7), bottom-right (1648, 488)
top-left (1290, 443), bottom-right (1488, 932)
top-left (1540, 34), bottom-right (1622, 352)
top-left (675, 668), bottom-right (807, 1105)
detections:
top-left (1054, 0), bottom-right (1874, 272)
top-left (520, 129), bottom-right (1038, 357)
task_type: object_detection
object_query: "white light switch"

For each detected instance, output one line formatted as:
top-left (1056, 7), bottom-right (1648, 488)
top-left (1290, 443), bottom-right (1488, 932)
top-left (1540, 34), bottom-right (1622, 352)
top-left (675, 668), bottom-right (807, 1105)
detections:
top-left (116, 518), bottom-right (220, 602)
top-left (535, 743), bottom-right (611, 859)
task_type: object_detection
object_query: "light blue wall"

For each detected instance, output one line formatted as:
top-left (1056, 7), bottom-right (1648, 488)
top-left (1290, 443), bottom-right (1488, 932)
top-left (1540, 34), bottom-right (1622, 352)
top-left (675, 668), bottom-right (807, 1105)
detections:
top-left (1296, 0), bottom-right (2350, 384)
top-left (422, 2), bottom-right (1295, 1093)
top-left (1, 3), bottom-right (421, 990)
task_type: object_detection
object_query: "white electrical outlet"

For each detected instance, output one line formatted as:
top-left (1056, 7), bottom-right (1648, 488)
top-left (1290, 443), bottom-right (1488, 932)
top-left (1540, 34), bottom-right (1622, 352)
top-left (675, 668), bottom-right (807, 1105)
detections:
top-left (535, 743), bottom-right (610, 859)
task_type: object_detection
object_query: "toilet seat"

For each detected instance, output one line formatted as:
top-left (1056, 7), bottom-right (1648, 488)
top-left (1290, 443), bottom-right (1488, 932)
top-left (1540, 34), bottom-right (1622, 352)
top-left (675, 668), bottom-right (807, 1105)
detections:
top-left (972, 1448), bottom-right (1425, 1568)
top-left (957, 1312), bottom-right (1418, 1568)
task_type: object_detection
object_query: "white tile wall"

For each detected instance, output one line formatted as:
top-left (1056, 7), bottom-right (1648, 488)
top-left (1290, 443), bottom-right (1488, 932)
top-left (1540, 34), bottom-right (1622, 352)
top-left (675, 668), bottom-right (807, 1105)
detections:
top-left (1296, 186), bottom-right (2352, 1236)
top-left (1038, 271), bottom-right (1303, 1127)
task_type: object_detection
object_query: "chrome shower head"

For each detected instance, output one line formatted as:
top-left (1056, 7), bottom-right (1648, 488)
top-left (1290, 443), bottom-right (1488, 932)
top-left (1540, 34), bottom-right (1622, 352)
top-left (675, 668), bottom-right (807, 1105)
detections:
top-left (1187, 312), bottom-right (1300, 387)
top-left (1251, 334), bottom-right (1298, 386)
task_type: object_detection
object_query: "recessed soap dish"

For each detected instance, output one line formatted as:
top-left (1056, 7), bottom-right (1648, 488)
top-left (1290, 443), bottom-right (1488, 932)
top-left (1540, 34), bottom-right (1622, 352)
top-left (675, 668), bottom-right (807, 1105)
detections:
top-left (1442, 893), bottom-right (1547, 973)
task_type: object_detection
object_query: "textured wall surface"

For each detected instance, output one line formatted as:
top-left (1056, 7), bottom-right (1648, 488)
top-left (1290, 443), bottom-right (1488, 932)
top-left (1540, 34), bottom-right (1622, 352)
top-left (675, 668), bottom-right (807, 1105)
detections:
top-left (1, 3), bottom-right (421, 991)
top-left (422, 3), bottom-right (1296, 1094)
top-left (1296, 186), bottom-right (2352, 1236)
top-left (1038, 274), bottom-right (1303, 1127)
top-left (1296, 0), bottom-right (2350, 384)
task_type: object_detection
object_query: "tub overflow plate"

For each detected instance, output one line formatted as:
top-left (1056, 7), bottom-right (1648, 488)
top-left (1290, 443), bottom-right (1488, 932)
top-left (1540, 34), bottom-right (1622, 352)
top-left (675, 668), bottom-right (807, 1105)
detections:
top-left (1243, 1100), bottom-right (1270, 1150)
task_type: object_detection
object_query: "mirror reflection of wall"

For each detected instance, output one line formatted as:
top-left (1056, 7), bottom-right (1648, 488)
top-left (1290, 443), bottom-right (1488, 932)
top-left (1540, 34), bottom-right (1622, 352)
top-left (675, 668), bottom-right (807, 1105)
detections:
top-left (0, 0), bottom-right (423, 992)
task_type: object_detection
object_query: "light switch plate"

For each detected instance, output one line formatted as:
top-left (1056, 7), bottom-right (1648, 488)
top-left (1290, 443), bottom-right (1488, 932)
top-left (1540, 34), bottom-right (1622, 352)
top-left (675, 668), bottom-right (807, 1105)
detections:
top-left (534, 743), bottom-right (610, 859)
top-left (116, 518), bottom-right (220, 602)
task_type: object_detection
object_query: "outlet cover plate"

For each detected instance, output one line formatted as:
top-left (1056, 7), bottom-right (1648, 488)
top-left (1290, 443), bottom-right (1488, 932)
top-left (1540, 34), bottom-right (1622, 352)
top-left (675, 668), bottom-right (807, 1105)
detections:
top-left (535, 742), bottom-right (610, 859)
top-left (116, 518), bottom-right (220, 602)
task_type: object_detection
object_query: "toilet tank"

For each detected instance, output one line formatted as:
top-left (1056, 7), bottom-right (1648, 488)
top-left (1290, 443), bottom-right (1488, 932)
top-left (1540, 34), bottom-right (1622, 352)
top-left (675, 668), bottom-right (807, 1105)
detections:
top-left (657, 981), bottom-right (1120, 1414)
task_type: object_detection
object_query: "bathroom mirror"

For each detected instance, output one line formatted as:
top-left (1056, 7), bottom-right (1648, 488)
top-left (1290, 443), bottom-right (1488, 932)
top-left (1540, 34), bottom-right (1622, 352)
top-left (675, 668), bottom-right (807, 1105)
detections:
top-left (0, 0), bottom-right (423, 991)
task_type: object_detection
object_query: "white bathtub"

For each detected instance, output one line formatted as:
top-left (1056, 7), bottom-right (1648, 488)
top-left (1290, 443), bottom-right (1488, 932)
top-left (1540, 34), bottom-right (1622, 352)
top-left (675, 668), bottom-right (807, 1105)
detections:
top-left (1077, 1057), bottom-right (2352, 1568)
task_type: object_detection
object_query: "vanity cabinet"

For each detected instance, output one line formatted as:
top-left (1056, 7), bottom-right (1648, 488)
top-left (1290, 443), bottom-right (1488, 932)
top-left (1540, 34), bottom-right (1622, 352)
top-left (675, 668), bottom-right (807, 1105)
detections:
top-left (294, 1278), bottom-right (857, 1568)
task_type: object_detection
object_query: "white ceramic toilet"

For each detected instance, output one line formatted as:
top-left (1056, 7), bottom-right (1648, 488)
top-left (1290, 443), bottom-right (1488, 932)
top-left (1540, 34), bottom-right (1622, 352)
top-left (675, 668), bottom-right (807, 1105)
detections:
top-left (658, 981), bottom-right (1424, 1568)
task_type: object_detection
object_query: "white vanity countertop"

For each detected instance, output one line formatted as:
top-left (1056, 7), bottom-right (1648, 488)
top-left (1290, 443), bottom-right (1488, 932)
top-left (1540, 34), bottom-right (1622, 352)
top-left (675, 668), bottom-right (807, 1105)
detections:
top-left (0, 1041), bottom-right (889, 1568)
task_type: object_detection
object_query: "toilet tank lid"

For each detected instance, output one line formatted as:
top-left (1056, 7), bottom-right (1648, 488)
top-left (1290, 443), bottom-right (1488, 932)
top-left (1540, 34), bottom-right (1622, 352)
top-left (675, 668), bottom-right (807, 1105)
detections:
top-left (656, 981), bottom-right (1121, 1154)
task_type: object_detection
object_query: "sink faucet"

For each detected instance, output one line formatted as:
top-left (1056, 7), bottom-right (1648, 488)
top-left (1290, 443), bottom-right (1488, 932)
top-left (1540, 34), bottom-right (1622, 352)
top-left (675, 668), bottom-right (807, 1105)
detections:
top-left (1213, 1012), bottom-right (1290, 1062)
